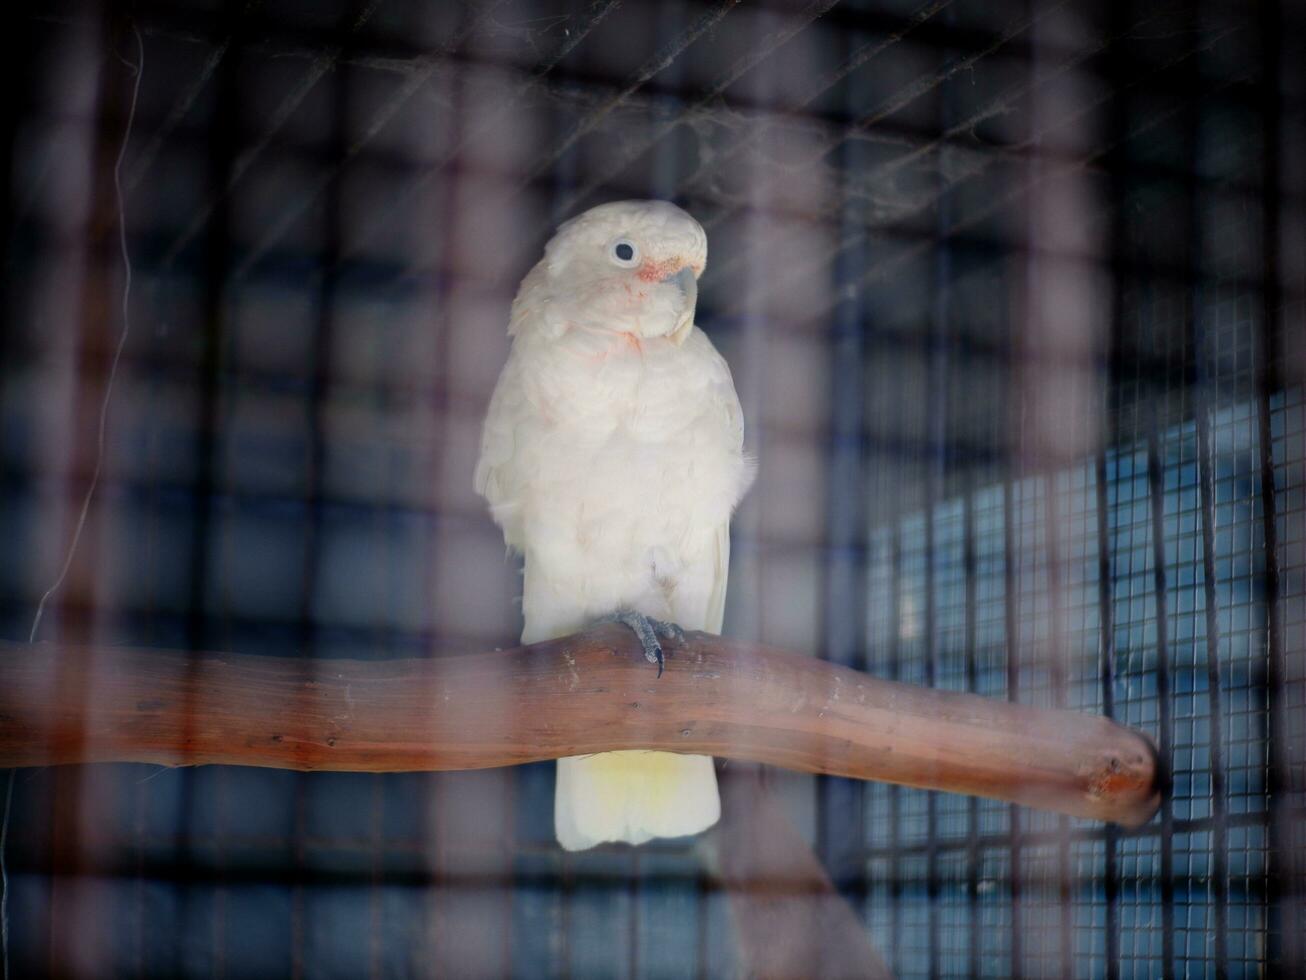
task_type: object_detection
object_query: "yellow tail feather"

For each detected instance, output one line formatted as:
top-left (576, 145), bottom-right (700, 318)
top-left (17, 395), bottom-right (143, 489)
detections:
top-left (554, 750), bottom-right (719, 850)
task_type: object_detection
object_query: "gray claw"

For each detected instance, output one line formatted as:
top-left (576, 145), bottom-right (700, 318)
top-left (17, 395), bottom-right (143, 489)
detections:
top-left (599, 609), bottom-right (684, 677)
top-left (653, 620), bottom-right (686, 645)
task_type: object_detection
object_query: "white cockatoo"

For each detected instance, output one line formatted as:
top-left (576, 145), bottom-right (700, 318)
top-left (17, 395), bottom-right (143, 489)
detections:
top-left (474, 200), bottom-right (754, 851)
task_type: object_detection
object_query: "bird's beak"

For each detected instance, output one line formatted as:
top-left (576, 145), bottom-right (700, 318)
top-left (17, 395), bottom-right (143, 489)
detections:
top-left (663, 265), bottom-right (697, 346)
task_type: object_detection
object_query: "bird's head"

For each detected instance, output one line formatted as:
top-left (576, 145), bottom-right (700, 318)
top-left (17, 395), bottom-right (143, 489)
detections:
top-left (531, 199), bottom-right (707, 345)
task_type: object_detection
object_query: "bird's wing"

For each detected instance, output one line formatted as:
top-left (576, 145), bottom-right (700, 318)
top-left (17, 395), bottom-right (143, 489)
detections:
top-left (704, 522), bottom-right (730, 634)
top-left (695, 326), bottom-right (752, 636)
top-left (473, 352), bottom-right (529, 551)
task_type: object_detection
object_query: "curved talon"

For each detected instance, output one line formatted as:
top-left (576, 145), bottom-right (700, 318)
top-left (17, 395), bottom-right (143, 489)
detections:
top-left (653, 620), bottom-right (686, 645)
top-left (598, 610), bottom-right (685, 677)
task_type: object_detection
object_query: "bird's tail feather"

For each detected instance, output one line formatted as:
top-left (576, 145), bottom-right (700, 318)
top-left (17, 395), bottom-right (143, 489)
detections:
top-left (554, 751), bottom-right (719, 851)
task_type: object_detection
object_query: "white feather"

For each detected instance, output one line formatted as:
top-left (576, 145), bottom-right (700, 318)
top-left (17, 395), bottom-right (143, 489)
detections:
top-left (475, 201), bottom-right (753, 850)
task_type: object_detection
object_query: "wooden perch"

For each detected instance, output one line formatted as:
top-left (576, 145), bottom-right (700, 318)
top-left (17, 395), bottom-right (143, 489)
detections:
top-left (0, 626), bottom-right (1162, 826)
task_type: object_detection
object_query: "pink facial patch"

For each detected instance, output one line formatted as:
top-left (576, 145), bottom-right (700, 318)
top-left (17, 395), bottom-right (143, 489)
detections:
top-left (637, 258), bottom-right (681, 282)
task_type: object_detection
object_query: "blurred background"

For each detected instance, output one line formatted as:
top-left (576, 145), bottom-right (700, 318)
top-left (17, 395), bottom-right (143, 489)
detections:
top-left (1, 0), bottom-right (1303, 976)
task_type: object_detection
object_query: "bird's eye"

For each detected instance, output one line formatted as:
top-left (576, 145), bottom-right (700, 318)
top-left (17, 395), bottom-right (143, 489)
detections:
top-left (610, 239), bottom-right (639, 266)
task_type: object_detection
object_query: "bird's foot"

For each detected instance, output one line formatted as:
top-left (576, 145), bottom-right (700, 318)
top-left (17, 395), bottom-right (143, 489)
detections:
top-left (598, 609), bottom-right (685, 677)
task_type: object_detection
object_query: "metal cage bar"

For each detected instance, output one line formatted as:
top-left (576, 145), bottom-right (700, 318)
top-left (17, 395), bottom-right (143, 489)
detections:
top-left (1, 1), bottom-right (1302, 977)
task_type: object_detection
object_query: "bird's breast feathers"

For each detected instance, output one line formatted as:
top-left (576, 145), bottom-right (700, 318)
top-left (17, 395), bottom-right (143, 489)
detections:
top-left (476, 323), bottom-right (753, 562)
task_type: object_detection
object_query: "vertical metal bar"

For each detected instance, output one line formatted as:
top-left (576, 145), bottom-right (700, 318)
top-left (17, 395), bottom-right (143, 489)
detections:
top-left (1144, 414), bottom-right (1175, 980)
top-left (629, 848), bottom-right (640, 980)
top-left (369, 775), bottom-right (383, 980)
top-left (1195, 406), bottom-right (1229, 978)
top-left (1094, 446), bottom-right (1120, 980)
top-left (925, 24), bottom-right (955, 973)
top-left (1185, 0), bottom-right (1229, 961)
top-left (1255, 273), bottom-right (1292, 968)
top-left (185, 0), bottom-right (241, 652)
top-left (186, 3), bottom-right (245, 974)
top-left (561, 860), bottom-right (573, 980)
top-left (818, 17), bottom-right (868, 913)
top-left (1003, 474), bottom-right (1023, 980)
top-left (923, 445), bottom-right (938, 980)
top-left (696, 859), bottom-right (708, 980)
top-left (0, 35), bottom-right (34, 933)
top-left (962, 480), bottom-right (980, 979)
top-left (888, 523), bottom-right (904, 972)
top-left (1006, 14), bottom-right (1037, 973)
top-left (546, 21), bottom-right (581, 975)
top-left (1100, 5), bottom-right (1130, 975)
top-left (1042, 470), bottom-right (1074, 980)
top-left (1009, 4), bottom-right (1035, 970)
top-left (42, 14), bottom-right (126, 975)
top-left (1023, 4), bottom-right (1076, 963)
top-left (1255, 0), bottom-right (1295, 970)
top-left (427, 9), bottom-right (516, 973)
top-left (0, 0), bottom-right (32, 423)
top-left (628, 0), bottom-right (685, 961)
top-left (291, 14), bottom-right (352, 976)
top-left (424, 7), bottom-right (457, 971)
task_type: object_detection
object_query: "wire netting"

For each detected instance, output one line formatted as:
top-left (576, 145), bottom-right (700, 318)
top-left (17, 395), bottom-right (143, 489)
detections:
top-left (0, 0), bottom-right (1303, 976)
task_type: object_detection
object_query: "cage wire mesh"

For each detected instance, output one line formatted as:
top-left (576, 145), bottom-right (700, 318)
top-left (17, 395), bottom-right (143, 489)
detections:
top-left (0, 0), bottom-right (1303, 976)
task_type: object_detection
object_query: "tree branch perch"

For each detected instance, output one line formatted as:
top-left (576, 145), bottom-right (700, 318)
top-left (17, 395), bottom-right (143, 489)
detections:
top-left (0, 626), bottom-right (1162, 826)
